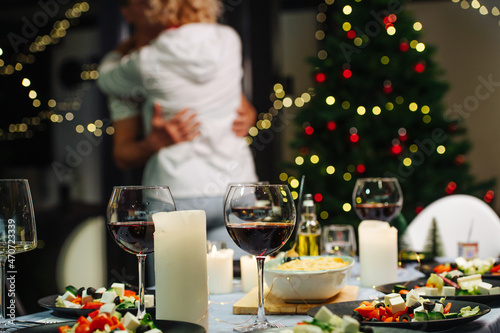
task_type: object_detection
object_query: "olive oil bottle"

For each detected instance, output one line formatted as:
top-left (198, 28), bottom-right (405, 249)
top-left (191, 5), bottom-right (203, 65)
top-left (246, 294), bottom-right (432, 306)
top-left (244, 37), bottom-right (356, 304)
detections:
top-left (296, 194), bottom-right (322, 256)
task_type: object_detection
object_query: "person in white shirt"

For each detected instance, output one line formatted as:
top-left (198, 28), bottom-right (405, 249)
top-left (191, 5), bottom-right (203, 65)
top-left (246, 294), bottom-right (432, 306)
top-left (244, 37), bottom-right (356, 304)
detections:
top-left (98, 0), bottom-right (258, 230)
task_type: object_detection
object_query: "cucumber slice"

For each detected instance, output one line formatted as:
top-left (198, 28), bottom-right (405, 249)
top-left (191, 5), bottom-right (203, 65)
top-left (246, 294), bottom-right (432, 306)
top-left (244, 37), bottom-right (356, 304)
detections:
top-left (393, 284), bottom-right (408, 293)
top-left (414, 311), bottom-right (428, 321)
top-left (428, 311), bottom-right (445, 320)
top-left (444, 313), bottom-right (459, 319)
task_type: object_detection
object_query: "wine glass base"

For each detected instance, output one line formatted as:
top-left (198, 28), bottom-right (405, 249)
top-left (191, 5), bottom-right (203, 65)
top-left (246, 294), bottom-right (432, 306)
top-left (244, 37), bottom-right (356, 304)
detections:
top-left (233, 321), bottom-right (277, 332)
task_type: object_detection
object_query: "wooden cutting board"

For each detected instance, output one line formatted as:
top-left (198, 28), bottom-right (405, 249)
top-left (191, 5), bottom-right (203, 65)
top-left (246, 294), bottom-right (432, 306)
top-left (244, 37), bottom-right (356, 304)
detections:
top-left (233, 285), bottom-right (359, 315)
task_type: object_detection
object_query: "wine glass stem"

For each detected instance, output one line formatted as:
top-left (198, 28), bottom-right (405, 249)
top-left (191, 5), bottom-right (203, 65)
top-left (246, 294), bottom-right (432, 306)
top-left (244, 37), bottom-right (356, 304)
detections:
top-left (137, 254), bottom-right (147, 320)
top-left (255, 256), bottom-right (268, 325)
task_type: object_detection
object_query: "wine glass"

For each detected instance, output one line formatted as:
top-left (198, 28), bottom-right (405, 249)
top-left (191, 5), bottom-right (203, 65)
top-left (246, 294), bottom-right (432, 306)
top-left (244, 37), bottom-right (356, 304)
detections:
top-left (352, 177), bottom-right (403, 223)
top-left (224, 184), bottom-right (296, 332)
top-left (0, 179), bottom-right (37, 325)
top-left (107, 186), bottom-right (176, 319)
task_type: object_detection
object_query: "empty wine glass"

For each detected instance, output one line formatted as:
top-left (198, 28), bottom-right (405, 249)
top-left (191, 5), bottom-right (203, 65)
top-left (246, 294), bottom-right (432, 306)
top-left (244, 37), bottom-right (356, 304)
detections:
top-left (107, 186), bottom-right (176, 319)
top-left (0, 179), bottom-right (37, 325)
top-left (352, 177), bottom-right (403, 223)
top-left (225, 184), bottom-right (296, 332)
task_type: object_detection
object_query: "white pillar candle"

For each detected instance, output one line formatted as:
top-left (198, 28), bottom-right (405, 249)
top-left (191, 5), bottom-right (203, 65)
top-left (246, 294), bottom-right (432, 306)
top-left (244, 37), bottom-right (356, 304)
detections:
top-left (358, 220), bottom-right (398, 288)
top-left (240, 255), bottom-right (257, 293)
top-left (153, 210), bottom-right (209, 331)
top-left (207, 248), bottom-right (234, 294)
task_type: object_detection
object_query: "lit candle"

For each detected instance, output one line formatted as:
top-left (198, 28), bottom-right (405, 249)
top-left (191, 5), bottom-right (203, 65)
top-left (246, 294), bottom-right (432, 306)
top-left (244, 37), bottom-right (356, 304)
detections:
top-left (153, 210), bottom-right (209, 331)
top-left (358, 220), bottom-right (398, 288)
top-left (207, 246), bottom-right (234, 294)
top-left (240, 255), bottom-right (257, 293)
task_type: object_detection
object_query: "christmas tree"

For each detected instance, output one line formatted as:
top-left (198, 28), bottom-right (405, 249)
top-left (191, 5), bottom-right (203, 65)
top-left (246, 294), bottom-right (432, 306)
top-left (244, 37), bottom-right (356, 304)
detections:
top-left (287, 0), bottom-right (495, 231)
top-left (422, 218), bottom-right (445, 259)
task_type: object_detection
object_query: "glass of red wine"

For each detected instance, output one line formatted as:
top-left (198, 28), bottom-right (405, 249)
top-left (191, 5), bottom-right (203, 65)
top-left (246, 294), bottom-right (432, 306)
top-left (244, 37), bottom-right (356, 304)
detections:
top-left (225, 184), bottom-right (296, 332)
top-left (107, 186), bottom-right (176, 319)
top-left (352, 177), bottom-right (403, 223)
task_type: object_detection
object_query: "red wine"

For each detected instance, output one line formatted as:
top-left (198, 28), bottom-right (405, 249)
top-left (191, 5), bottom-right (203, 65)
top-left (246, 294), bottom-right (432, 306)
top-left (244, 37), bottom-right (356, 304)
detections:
top-left (226, 222), bottom-right (294, 257)
top-left (108, 222), bottom-right (155, 255)
top-left (355, 203), bottom-right (401, 221)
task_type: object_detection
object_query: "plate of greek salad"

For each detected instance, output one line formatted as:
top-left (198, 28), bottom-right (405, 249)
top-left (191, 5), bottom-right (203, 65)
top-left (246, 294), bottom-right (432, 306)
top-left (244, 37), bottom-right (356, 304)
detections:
top-left (305, 295), bottom-right (490, 332)
top-left (420, 257), bottom-right (500, 279)
top-left (15, 309), bottom-right (204, 333)
top-left (38, 283), bottom-right (155, 317)
top-left (375, 272), bottom-right (500, 305)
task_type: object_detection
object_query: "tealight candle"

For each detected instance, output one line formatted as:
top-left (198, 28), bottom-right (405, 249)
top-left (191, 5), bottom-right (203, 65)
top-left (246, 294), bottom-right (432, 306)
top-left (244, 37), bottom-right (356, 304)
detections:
top-left (207, 246), bottom-right (234, 294)
top-left (358, 220), bottom-right (398, 288)
top-left (153, 210), bottom-right (209, 331)
top-left (240, 255), bottom-right (257, 293)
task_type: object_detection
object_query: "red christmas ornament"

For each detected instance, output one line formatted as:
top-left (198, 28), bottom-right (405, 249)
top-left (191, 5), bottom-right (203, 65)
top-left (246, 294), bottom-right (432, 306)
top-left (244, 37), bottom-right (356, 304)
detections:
top-left (414, 62), bottom-right (426, 73)
top-left (415, 206), bottom-right (424, 214)
top-left (305, 126), bottom-right (314, 135)
top-left (342, 69), bottom-right (352, 79)
top-left (391, 144), bottom-right (402, 155)
top-left (347, 30), bottom-right (356, 39)
top-left (383, 81), bottom-right (392, 94)
top-left (446, 181), bottom-right (457, 194)
top-left (327, 121), bottom-right (337, 131)
top-left (399, 134), bottom-right (408, 141)
top-left (315, 73), bottom-right (326, 83)
top-left (400, 42), bottom-right (409, 52)
top-left (349, 133), bottom-right (359, 143)
top-left (314, 193), bottom-right (323, 202)
top-left (484, 190), bottom-right (495, 203)
top-left (356, 164), bottom-right (366, 173)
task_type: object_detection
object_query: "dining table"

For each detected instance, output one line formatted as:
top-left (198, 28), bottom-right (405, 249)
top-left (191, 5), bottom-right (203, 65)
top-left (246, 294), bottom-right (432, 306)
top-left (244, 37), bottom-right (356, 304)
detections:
top-left (8, 260), bottom-right (500, 332)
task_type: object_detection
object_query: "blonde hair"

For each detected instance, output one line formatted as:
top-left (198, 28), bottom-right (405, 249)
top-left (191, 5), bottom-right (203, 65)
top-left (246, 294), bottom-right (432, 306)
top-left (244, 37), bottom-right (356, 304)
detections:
top-left (149, 0), bottom-right (222, 27)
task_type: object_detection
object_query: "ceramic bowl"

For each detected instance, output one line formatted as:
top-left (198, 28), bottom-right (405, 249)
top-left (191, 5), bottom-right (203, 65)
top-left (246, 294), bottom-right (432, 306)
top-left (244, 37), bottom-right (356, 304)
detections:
top-left (264, 255), bottom-right (355, 303)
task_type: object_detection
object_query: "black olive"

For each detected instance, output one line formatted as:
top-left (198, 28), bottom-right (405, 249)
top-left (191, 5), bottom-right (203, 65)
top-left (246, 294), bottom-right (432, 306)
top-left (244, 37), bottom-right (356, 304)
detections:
top-left (114, 296), bottom-right (121, 305)
top-left (86, 287), bottom-right (96, 296)
top-left (399, 313), bottom-right (412, 322)
top-left (92, 292), bottom-right (103, 299)
top-left (451, 276), bottom-right (459, 283)
top-left (423, 300), bottom-right (435, 311)
top-left (136, 325), bottom-right (151, 333)
top-left (450, 263), bottom-right (458, 269)
top-left (352, 311), bottom-right (363, 323)
top-left (362, 327), bottom-right (374, 333)
top-left (374, 302), bottom-right (385, 309)
top-left (77, 287), bottom-right (85, 297)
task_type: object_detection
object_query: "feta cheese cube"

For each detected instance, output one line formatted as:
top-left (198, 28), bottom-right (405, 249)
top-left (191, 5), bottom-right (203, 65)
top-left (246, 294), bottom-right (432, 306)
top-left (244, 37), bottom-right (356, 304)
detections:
top-left (96, 287), bottom-right (106, 293)
top-left (81, 290), bottom-right (93, 305)
top-left (433, 302), bottom-right (444, 313)
top-left (384, 293), bottom-right (400, 306)
top-left (341, 315), bottom-right (360, 333)
top-left (478, 282), bottom-right (493, 295)
top-left (99, 302), bottom-right (116, 315)
top-left (489, 287), bottom-right (500, 295)
top-left (144, 294), bottom-right (154, 308)
top-left (62, 300), bottom-right (81, 308)
top-left (457, 274), bottom-right (482, 290)
top-left (122, 312), bottom-right (141, 331)
top-left (425, 287), bottom-right (438, 296)
top-left (111, 283), bottom-right (125, 298)
top-left (442, 286), bottom-right (456, 296)
top-left (413, 305), bottom-right (425, 313)
top-left (388, 296), bottom-right (406, 314)
top-left (405, 296), bottom-right (420, 308)
top-left (101, 290), bottom-right (118, 304)
top-left (57, 291), bottom-right (76, 302)
top-left (314, 306), bottom-right (334, 323)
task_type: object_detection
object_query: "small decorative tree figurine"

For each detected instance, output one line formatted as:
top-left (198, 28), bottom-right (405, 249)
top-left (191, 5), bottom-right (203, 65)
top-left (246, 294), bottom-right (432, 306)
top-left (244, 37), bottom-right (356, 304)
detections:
top-left (423, 218), bottom-right (445, 259)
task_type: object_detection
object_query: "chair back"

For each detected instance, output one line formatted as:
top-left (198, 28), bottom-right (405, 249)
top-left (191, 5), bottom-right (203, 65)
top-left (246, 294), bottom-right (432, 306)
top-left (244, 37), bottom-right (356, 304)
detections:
top-left (402, 194), bottom-right (500, 258)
